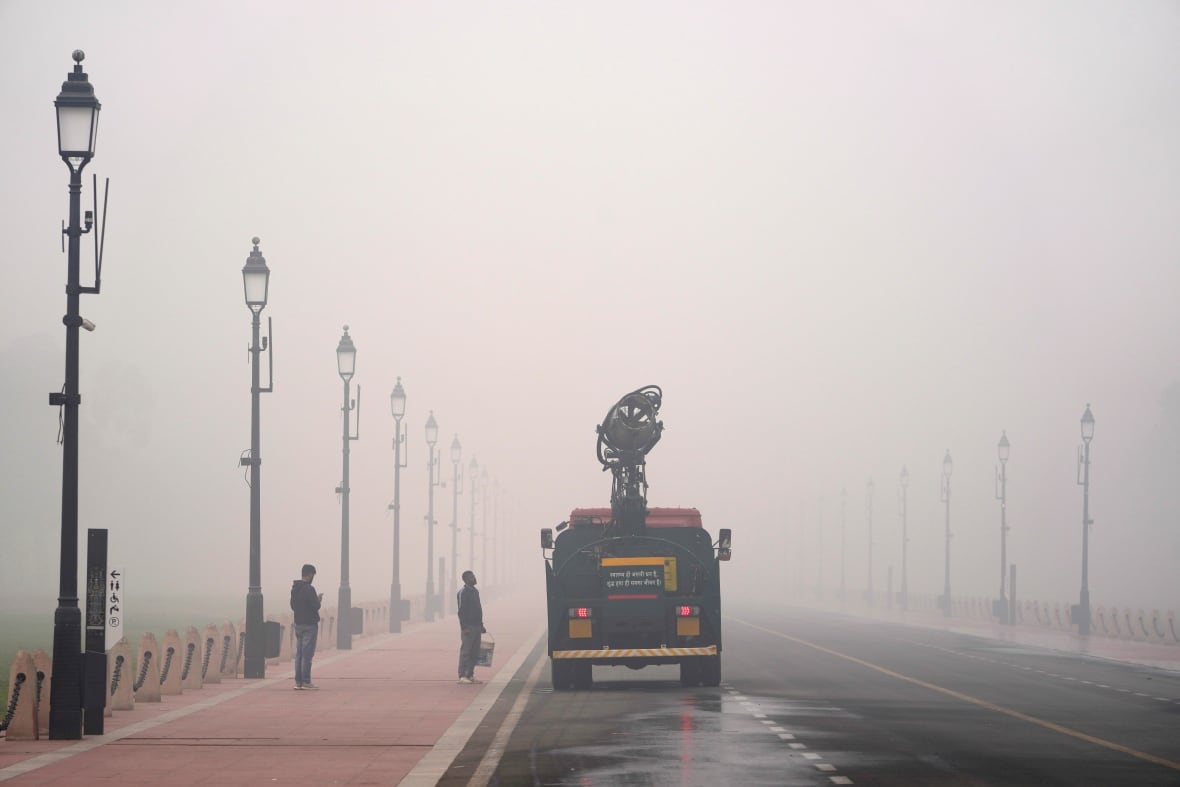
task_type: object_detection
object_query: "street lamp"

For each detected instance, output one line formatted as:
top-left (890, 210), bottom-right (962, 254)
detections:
top-left (48, 50), bottom-right (101, 741)
top-left (995, 431), bottom-right (1010, 624)
top-left (449, 436), bottom-right (463, 613)
top-left (388, 378), bottom-right (407, 633)
top-left (335, 326), bottom-right (360, 649)
top-left (940, 450), bottom-right (954, 617)
top-left (1075, 405), bottom-right (1095, 635)
top-left (865, 477), bottom-right (874, 607)
top-left (241, 238), bottom-right (272, 678)
top-left (899, 465), bottom-right (909, 612)
top-left (425, 411), bottom-right (440, 621)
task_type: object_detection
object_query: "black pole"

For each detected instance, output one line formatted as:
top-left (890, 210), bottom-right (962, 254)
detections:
top-left (450, 455), bottom-right (460, 613)
top-left (425, 442), bottom-right (436, 621)
top-left (900, 481), bottom-right (908, 612)
top-left (1079, 439), bottom-right (1092, 636)
top-left (998, 459), bottom-right (1008, 624)
top-left (943, 477), bottom-right (952, 617)
top-left (389, 420), bottom-right (404, 633)
top-left (468, 463), bottom-right (477, 592)
top-left (48, 164), bottom-right (85, 740)
top-left (244, 297), bottom-right (265, 677)
top-left (338, 376), bottom-right (353, 649)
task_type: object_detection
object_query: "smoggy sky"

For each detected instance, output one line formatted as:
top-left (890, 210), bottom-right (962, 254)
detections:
top-left (2, 1), bottom-right (1179, 616)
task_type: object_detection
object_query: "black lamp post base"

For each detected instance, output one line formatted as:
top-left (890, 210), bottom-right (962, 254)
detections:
top-left (337, 587), bottom-right (352, 649)
top-left (48, 604), bottom-right (83, 739)
top-left (244, 590), bottom-right (266, 678)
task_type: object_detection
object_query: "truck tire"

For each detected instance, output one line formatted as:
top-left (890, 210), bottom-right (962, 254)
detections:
top-left (679, 658), bottom-right (702, 686)
top-left (701, 654), bottom-right (721, 687)
top-left (551, 659), bottom-right (574, 691)
top-left (573, 661), bottom-right (593, 690)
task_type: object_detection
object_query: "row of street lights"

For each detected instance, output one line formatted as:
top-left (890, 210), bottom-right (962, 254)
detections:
top-left (849, 406), bottom-right (1096, 623)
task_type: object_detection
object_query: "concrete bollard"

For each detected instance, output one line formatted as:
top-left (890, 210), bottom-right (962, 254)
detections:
top-left (219, 621), bottom-right (238, 679)
top-left (108, 638), bottom-right (134, 711)
top-left (134, 633), bottom-right (162, 703)
top-left (201, 624), bottom-right (221, 684)
top-left (182, 627), bottom-right (203, 690)
top-left (3, 651), bottom-right (39, 741)
top-left (160, 630), bottom-right (183, 695)
top-left (31, 650), bottom-right (51, 738)
top-left (1168, 610), bottom-right (1179, 644)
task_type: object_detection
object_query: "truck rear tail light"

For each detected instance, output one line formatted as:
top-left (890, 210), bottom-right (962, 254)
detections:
top-left (568, 607), bottom-right (592, 619)
top-left (675, 605), bottom-right (700, 617)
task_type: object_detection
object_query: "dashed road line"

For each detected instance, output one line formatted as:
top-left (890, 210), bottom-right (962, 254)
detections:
top-left (735, 617), bottom-right (1180, 774)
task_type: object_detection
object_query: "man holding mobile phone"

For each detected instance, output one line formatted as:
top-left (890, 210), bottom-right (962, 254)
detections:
top-left (290, 563), bottom-right (322, 690)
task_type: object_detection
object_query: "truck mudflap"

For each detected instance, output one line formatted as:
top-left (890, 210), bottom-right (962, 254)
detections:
top-left (553, 645), bottom-right (717, 659)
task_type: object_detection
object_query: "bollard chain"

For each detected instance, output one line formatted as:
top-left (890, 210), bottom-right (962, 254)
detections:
top-left (159, 646), bottom-right (176, 685)
top-left (181, 642), bottom-right (196, 681)
top-left (235, 631), bottom-right (245, 672)
top-left (110, 654), bottom-right (125, 695)
top-left (133, 650), bottom-right (153, 692)
top-left (219, 635), bottom-right (231, 674)
top-left (36, 671), bottom-right (45, 708)
top-left (201, 637), bottom-right (214, 680)
top-left (0, 674), bottom-right (26, 732)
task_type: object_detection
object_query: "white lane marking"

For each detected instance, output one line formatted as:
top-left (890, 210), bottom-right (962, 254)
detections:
top-left (466, 647), bottom-right (549, 787)
top-left (803, 752), bottom-right (822, 760)
top-left (831, 776), bottom-right (855, 784)
top-left (400, 624), bottom-right (546, 787)
top-left (769, 726), bottom-right (786, 732)
top-left (816, 763), bottom-right (837, 771)
top-left (755, 714), bottom-right (768, 719)
top-left (778, 733), bottom-right (795, 740)
top-left (789, 743), bottom-right (806, 749)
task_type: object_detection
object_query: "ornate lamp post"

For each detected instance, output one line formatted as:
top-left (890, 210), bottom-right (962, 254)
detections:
top-left (865, 477), bottom-right (875, 607)
top-left (995, 432), bottom-right (1010, 623)
top-left (899, 466), bottom-right (909, 612)
top-left (425, 411), bottom-right (440, 621)
top-left (48, 50), bottom-right (101, 740)
top-left (1075, 405), bottom-right (1095, 635)
top-left (388, 378), bottom-right (407, 633)
top-left (940, 450), bottom-right (954, 616)
top-left (449, 436), bottom-right (463, 613)
top-left (335, 327), bottom-right (360, 649)
top-left (241, 238), bottom-right (272, 678)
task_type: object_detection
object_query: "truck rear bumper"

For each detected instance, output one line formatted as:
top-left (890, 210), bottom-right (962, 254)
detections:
top-left (553, 645), bottom-right (717, 659)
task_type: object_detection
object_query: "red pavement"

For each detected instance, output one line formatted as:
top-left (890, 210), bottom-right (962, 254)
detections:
top-left (0, 589), bottom-right (548, 786)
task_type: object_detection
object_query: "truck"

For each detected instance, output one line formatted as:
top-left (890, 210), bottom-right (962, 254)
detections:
top-left (540, 386), bottom-right (732, 690)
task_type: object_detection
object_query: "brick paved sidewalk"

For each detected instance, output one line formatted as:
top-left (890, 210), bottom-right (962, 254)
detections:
top-left (0, 589), bottom-right (547, 786)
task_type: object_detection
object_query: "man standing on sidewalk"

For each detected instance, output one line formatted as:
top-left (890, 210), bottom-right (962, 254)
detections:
top-left (291, 563), bottom-right (322, 690)
top-left (456, 570), bottom-right (486, 684)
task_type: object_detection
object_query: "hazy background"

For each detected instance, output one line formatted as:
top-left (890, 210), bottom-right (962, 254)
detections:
top-left (2, 1), bottom-right (1179, 632)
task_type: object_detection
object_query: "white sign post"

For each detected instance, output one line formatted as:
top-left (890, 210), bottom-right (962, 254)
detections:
top-left (105, 567), bottom-right (124, 652)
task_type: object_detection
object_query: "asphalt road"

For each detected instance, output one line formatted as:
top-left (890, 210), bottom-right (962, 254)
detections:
top-left (443, 604), bottom-right (1180, 786)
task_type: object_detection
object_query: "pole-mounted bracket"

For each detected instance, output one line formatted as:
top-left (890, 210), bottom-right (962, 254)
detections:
top-left (239, 456), bottom-right (260, 467)
top-left (50, 392), bottom-right (80, 406)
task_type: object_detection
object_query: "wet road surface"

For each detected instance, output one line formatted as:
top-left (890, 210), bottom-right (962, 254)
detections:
top-left (443, 605), bottom-right (1180, 786)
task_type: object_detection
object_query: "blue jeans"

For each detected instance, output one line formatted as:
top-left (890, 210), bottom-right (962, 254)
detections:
top-left (294, 623), bottom-right (318, 685)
